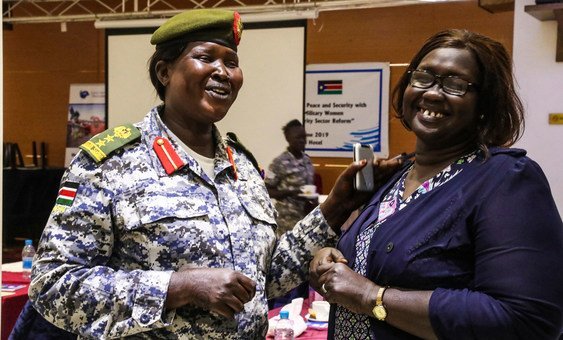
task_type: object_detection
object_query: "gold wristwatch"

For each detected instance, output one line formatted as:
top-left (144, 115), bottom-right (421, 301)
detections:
top-left (372, 286), bottom-right (388, 321)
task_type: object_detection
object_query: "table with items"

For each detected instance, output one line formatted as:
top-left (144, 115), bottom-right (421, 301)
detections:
top-left (267, 295), bottom-right (329, 339)
top-left (1, 262), bottom-right (29, 340)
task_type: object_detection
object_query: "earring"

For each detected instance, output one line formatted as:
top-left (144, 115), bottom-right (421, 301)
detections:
top-left (479, 114), bottom-right (485, 120)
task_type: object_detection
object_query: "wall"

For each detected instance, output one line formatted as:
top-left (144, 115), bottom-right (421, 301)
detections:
top-left (2, 2), bottom-right (514, 191)
top-left (3, 22), bottom-right (105, 167)
top-left (513, 0), bottom-right (563, 212)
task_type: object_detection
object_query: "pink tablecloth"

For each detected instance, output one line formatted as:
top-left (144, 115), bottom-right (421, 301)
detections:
top-left (267, 299), bottom-right (328, 339)
top-left (1, 271), bottom-right (30, 340)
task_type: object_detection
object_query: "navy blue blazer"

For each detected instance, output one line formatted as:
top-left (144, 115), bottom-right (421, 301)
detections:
top-left (330, 147), bottom-right (563, 339)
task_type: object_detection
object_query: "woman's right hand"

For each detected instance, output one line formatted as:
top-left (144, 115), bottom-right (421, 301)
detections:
top-left (166, 268), bottom-right (256, 319)
top-left (309, 247), bottom-right (348, 294)
top-left (317, 260), bottom-right (379, 316)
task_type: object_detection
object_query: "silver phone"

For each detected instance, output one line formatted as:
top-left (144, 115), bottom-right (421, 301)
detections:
top-left (353, 143), bottom-right (375, 192)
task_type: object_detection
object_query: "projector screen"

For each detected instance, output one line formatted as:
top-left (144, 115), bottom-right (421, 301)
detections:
top-left (106, 21), bottom-right (306, 170)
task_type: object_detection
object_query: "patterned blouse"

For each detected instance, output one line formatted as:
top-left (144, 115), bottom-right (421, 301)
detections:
top-left (334, 151), bottom-right (478, 339)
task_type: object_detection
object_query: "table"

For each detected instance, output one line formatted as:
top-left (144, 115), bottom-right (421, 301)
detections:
top-left (1, 262), bottom-right (29, 340)
top-left (267, 298), bottom-right (328, 339)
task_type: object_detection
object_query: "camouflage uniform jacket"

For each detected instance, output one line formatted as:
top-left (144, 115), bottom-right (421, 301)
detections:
top-left (265, 150), bottom-right (315, 234)
top-left (29, 106), bottom-right (338, 339)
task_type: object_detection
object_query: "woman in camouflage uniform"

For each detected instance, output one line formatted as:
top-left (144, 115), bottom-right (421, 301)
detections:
top-left (265, 119), bottom-right (317, 237)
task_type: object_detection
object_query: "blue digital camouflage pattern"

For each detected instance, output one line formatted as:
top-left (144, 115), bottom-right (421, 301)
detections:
top-left (265, 150), bottom-right (315, 236)
top-left (29, 106), bottom-right (338, 339)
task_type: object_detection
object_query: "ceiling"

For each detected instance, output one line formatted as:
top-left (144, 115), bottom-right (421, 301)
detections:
top-left (2, 0), bottom-right (467, 25)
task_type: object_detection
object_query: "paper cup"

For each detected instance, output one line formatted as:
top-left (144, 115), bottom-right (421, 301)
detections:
top-left (311, 300), bottom-right (330, 322)
top-left (300, 185), bottom-right (317, 195)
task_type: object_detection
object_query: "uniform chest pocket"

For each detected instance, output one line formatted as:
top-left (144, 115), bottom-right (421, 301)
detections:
top-left (115, 190), bottom-right (211, 232)
top-left (237, 181), bottom-right (277, 227)
top-left (136, 194), bottom-right (209, 225)
top-left (114, 190), bottom-right (214, 270)
top-left (237, 187), bottom-right (277, 276)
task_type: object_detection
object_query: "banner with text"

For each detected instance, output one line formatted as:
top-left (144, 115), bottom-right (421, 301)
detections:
top-left (65, 83), bottom-right (106, 167)
top-left (304, 63), bottom-right (390, 158)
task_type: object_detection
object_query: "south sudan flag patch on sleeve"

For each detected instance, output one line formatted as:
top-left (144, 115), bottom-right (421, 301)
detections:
top-left (56, 181), bottom-right (79, 207)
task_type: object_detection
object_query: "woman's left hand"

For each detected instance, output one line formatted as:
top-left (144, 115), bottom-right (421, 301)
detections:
top-left (316, 261), bottom-right (378, 316)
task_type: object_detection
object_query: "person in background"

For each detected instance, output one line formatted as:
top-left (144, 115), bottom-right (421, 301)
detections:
top-left (265, 119), bottom-right (318, 308)
top-left (25, 9), bottom-right (380, 339)
top-left (310, 29), bottom-right (563, 339)
top-left (265, 119), bottom-right (317, 237)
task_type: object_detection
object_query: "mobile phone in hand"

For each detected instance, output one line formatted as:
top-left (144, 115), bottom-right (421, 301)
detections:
top-left (353, 143), bottom-right (375, 192)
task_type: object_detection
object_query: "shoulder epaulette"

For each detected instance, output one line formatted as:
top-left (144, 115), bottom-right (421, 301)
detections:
top-left (225, 132), bottom-right (261, 174)
top-left (80, 124), bottom-right (141, 163)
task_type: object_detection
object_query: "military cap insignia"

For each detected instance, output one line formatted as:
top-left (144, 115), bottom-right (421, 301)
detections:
top-left (233, 12), bottom-right (243, 45)
top-left (80, 124), bottom-right (141, 162)
top-left (153, 137), bottom-right (186, 175)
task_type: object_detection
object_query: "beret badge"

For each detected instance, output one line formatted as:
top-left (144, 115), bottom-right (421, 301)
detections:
top-left (233, 12), bottom-right (243, 46)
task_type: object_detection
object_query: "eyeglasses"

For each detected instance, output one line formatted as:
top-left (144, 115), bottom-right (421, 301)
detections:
top-left (408, 70), bottom-right (477, 96)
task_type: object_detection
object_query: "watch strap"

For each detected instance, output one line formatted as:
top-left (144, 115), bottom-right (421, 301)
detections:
top-left (372, 286), bottom-right (389, 321)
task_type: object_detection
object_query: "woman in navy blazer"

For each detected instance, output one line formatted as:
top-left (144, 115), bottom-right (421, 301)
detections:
top-left (310, 29), bottom-right (563, 339)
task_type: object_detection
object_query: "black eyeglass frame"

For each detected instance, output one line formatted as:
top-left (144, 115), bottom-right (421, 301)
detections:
top-left (407, 69), bottom-right (478, 96)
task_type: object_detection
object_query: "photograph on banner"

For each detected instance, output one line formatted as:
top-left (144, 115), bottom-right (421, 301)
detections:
top-left (65, 83), bottom-right (106, 167)
top-left (304, 62), bottom-right (390, 158)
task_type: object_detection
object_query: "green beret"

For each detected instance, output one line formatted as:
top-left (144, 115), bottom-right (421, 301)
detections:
top-left (151, 9), bottom-right (243, 50)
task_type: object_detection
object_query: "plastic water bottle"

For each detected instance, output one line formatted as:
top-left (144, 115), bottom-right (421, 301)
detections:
top-left (274, 310), bottom-right (294, 340)
top-left (21, 239), bottom-right (36, 281)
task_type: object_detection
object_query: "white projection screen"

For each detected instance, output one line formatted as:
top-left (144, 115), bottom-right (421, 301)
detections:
top-left (107, 21), bottom-right (306, 170)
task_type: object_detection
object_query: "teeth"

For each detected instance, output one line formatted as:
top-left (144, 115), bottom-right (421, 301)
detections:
top-left (422, 109), bottom-right (444, 118)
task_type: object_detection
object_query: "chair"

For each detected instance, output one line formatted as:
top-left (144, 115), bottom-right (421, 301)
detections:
top-left (3, 143), bottom-right (24, 169)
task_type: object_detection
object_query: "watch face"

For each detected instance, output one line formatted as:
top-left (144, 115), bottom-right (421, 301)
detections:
top-left (374, 305), bottom-right (387, 321)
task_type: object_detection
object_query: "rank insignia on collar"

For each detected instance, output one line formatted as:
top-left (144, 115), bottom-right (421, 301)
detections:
top-left (153, 137), bottom-right (185, 175)
top-left (80, 124), bottom-right (141, 162)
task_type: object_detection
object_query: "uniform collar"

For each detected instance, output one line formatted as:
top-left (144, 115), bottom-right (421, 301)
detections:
top-left (142, 106), bottom-right (236, 179)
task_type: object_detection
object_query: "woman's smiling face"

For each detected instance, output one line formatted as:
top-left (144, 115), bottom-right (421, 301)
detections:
top-left (402, 47), bottom-right (481, 149)
top-left (162, 41), bottom-right (243, 125)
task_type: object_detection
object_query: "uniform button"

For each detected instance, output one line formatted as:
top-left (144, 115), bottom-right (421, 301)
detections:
top-left (386, 242), bottom-right (394, 253)
top-left (140, 314), bottom-right (150, 324)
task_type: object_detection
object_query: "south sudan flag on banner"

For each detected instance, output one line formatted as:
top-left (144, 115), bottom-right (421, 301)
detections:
top-left (56, 181), bottom-right (79, 206)
top-left (318, 80), bottom-right (343, 95)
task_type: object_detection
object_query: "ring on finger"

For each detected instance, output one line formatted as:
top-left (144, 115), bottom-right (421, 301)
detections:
top-left (321, 283), bottom-right (328, 294)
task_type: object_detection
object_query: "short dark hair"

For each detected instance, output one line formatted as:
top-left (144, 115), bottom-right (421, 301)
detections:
top-left (392, 29), bottom-right (524, 156)
top-left (148, 41), bottom-right (187, 101)
top-left (282, 119), bottom-right (303, 135)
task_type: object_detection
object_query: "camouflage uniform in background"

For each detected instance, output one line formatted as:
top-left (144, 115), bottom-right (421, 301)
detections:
top-left (29, 106), bottom-right (338, 339)
top-left (265, 150), bottom-right (315, 236)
